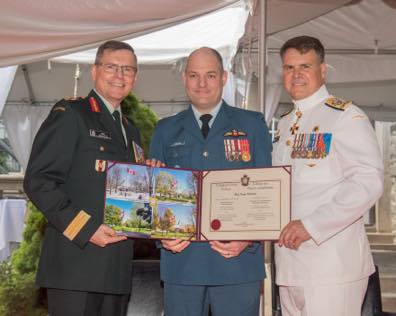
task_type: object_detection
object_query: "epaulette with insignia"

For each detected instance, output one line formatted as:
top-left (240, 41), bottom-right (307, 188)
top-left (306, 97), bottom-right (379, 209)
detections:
top-left (280, 108), bottom-right (293, 118)
top-left (53, 106), bottom-right (66, 112)
top-left (324, 97), bottom-right (352, 111)
top-left (64, 96), bottom-right (83, 101)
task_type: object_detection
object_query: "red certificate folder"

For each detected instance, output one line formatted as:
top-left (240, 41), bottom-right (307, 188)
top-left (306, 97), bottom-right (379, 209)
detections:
top-left (104, 161), bottom-right (291, 241)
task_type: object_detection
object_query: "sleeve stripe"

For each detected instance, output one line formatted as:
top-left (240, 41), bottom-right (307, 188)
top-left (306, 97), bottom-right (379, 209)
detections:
top-left (63, 210), bottom-right (91, 241)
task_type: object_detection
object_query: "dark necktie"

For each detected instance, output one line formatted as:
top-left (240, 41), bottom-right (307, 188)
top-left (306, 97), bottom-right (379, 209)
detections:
top-left (200, 114), bottom-right (212, 139)
top-left (112, 111), bottom-right (125, 145)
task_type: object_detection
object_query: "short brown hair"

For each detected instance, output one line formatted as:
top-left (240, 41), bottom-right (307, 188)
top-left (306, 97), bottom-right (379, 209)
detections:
top-left (95, 40), bottom-right (137, 65)
top-left (280, 36), bottom-right (325, 63)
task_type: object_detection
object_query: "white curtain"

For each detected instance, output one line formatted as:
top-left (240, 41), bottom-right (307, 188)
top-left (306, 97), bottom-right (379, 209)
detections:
top-left (264, 83), bottom-right (283, 123)
top-left (223, 73), bottom-right (237, 107)
top-left (0, 66), bottom-right (17, 115)
top-left (3, 105), bottom-right (51, 170)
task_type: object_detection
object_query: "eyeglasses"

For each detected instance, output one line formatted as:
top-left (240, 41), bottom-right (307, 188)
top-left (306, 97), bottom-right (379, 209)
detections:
top-left (96, 63), bottom-right (137, 77)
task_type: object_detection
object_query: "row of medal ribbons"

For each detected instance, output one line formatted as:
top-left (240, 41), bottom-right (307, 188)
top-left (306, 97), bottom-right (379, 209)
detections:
top-left (291, 133), bottom-right (332, 159)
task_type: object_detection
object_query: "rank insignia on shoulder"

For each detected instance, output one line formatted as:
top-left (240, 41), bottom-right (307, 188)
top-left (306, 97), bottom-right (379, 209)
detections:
top-left (224, 129), bottom-right (247, 137)
top-left (324, 97), bottom-right (352, 111)
top-left (280, 108), bottom-right (293, 118)
top-left (89, 97), bottom-right (101, 113)
top-left (53, 106), bottom-right (66, 112)
top-left (64, 96), bottom-right (83, 101)
top-left (95, 159), bottom-right (106, 172)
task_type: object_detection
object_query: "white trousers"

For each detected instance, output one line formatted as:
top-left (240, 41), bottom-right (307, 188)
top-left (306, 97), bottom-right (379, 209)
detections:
top-left (279, 278), bottom-right (369, 316)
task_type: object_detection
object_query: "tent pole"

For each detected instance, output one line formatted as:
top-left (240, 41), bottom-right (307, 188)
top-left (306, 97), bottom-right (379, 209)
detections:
top-left (258, 2), bottom-right (274, 316)
top-left (258, 0), bottom-right (266, 115)
top-left (21, 65), bottom-right (36, 105)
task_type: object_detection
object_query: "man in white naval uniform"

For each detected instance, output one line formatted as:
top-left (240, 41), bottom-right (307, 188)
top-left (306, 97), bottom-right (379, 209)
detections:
top-left (273, 36), bottom-right (384, 316)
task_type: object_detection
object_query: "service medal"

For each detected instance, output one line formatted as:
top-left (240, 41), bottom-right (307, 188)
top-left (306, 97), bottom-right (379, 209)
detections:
top-left (240, 139), bottom-right (251, 162)
top-left (242, 152), bottom-right (251, 162)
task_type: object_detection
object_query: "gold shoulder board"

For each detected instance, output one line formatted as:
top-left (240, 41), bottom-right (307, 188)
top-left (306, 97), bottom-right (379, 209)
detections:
top-left (53, 106), bottom-right (66, 112)
top-left (324, 97), bottom-right (352, 111)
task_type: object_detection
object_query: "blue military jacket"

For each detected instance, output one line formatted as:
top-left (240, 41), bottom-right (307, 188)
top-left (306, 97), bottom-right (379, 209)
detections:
top-left (150, 101), bottom-right (272, 285)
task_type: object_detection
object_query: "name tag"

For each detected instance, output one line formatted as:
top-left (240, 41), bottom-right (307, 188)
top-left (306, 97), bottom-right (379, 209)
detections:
top-left (89, 129), bottom-right (111, 140)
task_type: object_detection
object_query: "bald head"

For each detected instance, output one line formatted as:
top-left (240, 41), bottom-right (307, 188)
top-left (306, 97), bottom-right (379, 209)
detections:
top-left (185, 47), bottom-right (224, 73)
top-left (182, 47), bottom-right (227, 113)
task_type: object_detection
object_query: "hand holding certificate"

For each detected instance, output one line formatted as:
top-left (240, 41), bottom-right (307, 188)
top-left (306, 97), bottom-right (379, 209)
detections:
top-left (103, 161), bottom-right (290, 241)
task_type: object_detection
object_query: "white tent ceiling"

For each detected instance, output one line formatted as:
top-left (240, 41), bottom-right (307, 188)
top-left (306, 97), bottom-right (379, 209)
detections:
top-left (0, 0), bottom-right (349, 67)
top-left (3, 0), bottom-right (351, 111)
top-left (232, 0), bottom-right (396, 121)
top-left (1, 0), bottom-right (353, 170)
top-left (51, 1), bottom-right (250, 66)
top-left (0, 0), bottom-right (241, 67)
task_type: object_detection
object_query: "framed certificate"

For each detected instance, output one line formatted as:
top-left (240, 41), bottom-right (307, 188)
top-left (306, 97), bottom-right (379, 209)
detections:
top-left (103, 161), bottom-right (290, 241)
top-left (199, 167), bottom-right (291, 240)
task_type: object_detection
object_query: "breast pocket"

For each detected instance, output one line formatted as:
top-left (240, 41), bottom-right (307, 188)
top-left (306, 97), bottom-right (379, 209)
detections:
top-left (295, 157), bottom-right (331, 181)
top-left (164, 145), bottom-right (191, 168)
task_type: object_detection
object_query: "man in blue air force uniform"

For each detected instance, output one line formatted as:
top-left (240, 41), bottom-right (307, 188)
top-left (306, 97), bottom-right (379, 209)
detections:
top-left (150, 47), bottom-right (272, 316)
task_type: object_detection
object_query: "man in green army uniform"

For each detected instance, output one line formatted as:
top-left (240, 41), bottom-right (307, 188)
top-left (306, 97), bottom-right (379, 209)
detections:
top-left (24, 40), bottom-right (144, 316)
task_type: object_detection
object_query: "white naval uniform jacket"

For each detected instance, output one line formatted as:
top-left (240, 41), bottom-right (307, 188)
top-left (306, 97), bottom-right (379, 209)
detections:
top-left (273, 85), bottom-right (384, 286)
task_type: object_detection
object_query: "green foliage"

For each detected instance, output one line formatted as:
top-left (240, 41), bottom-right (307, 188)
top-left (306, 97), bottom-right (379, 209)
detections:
top-left (0, 203), bottom-right (47, 316)
top-left (155, 171), bottom-right (175, 197)
top-left (0, 152), bottom-right (8, 174)
top-left (121, 93), bottom-right (158, 155)
top-left (11, 205), bottom-right (46, 274)
top-left (104, 204), bottom-right (123, 226)
top-left (159, 207), bottom-right (176, 234)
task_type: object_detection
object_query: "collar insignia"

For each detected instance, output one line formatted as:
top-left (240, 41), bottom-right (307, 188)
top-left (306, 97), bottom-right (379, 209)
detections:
top-left (280, 108), bottom-right (293, 118)
top-left (89, 97), bottom-right (100, 113)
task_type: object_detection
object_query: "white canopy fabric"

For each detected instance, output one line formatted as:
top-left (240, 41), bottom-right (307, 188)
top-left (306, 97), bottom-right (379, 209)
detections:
top-left (0, 0), bottom-right (240, 67)
top-left (0, 66), bottom-right (17, 115)
top-left (3, 105), bottom-right (51, 170)
top-left (52, 1), bottom-right (251, 66)
top-left (0, 0), bottom-right (349, 67)
top-left (0, 0), bottom-right (366, 170)
top-left (267, 0), bottom-right (396, 50)
top-left (242, 0), bottom-right (396, 122)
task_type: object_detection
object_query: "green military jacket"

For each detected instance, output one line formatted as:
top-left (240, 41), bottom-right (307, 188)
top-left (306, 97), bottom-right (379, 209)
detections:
top-left (24, 90), bottom-right (141, 294)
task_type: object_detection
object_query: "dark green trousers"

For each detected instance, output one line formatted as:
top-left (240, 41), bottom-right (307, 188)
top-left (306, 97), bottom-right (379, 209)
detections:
top-left (47, 288), bottom-right (130, 316)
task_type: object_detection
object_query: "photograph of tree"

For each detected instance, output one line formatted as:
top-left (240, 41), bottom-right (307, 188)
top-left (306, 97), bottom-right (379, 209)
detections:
top-left (104, 162), bottom-right (198, 240)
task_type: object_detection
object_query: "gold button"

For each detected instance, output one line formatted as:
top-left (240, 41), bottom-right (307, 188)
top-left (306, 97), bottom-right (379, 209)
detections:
top-left (203, 151), bottom-right (209, 157)
top-left (286, 140), bottom-right (292, 146)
